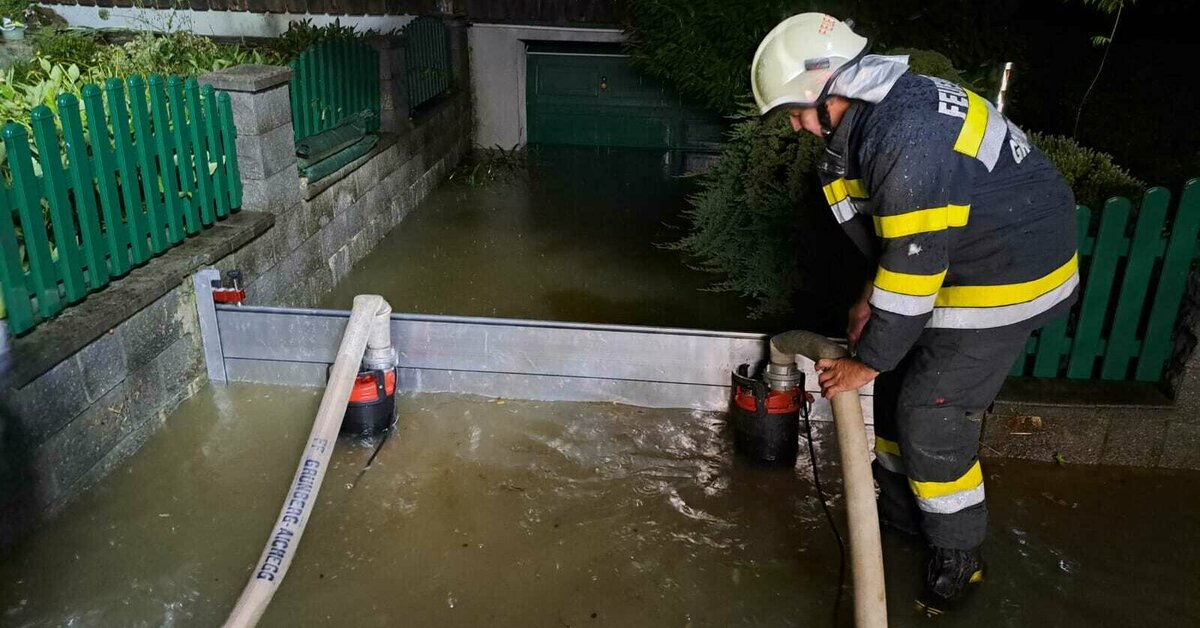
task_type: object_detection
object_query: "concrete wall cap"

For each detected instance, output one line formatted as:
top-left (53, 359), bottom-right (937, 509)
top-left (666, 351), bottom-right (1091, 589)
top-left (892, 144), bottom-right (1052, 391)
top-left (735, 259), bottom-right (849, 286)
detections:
top-left (200, 65), bottom-right (293, 93)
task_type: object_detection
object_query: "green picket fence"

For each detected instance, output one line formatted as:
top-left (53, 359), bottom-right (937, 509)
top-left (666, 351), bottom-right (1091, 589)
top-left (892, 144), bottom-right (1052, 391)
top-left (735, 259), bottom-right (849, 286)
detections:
top-left (288, 39), bottom-right (380, 143)
top-left (401, 16), bottom-right (453, 112)
top-left (1011, 179), bottom-right (1200, 382)
top-left (0, 76), bottom-right (242, 336)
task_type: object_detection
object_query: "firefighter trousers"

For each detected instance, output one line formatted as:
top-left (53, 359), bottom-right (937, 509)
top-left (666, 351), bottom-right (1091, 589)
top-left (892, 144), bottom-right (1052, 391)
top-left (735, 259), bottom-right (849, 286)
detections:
top-left (870, 326), bottom-right (1031, 550)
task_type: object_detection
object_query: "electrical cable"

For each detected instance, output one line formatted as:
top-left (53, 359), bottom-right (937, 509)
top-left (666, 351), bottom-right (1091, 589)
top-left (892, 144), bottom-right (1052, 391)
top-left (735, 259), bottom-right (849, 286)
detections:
top-left (349, 424), bottom-right (394, 489)
top-left (802, 394), bottom-right (848, 628)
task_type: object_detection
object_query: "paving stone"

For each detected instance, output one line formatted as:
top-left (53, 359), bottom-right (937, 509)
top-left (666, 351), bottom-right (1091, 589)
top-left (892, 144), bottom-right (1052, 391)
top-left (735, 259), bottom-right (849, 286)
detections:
top-left (241, 165), bottom-right (302, 214)
top-left (3, 355), bottom-right (91, 448)
top-left (223, 87), bottom-right (293, 136)
top-left (982, 412), bottom-right (1109, 465)
top-left (329, 247), bottom-right (351, 285)
top-left (117, 287), bottom-right (184, 369)
top-left (31, 380), bottom-right (133, 507)
top-left (1103, 416), bottom-right (1168, 467)
top-left (236, 123), bottom-right (298, 180)
top-left (1160, 421), bottom-right (1200, 470)
top-left (77, 329), bottom-right (128, 404)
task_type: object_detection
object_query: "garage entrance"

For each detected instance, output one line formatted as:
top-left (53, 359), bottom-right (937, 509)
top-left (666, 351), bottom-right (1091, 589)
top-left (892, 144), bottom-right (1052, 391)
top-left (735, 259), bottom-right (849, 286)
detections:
top-left (525, 42), bottom-right (722, 151)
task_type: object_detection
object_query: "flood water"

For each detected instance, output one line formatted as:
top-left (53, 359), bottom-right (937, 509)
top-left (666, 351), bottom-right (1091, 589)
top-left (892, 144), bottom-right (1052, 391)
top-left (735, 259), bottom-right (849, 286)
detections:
top-left (2, 384), bottom-right (1197, 627)
top-left (320, 148), bottom-right (788, 333)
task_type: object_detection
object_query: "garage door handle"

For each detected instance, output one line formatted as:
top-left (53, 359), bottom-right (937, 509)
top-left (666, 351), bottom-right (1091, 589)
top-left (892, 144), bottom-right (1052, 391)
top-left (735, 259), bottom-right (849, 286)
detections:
top-left (600, 76), bottom-right (608, 90)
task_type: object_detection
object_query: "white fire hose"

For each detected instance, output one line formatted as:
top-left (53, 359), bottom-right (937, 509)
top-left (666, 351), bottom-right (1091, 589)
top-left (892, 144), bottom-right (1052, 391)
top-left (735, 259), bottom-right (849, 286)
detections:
top-left (223, 295), bottom-right (393, 628)
top-left (770, 330), bottom-right (887, 628)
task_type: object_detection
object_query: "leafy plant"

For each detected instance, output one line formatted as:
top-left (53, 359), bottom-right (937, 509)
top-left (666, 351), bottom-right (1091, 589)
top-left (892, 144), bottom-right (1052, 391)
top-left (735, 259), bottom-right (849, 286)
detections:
top-left (269, 19), bottom-right (364, 62)
top-left (1072, 0), bottom-right (1137, 137)
top-left (92, 31), bottom-right (273, 80)
top-left (0, 0), bottom-right (30, 21)
top-left (1031, 132), bottom-right (1143, 209)
top-left (31, 28), bottom-right (101, 68)
top-left (667, 49), bottom-right (984, 319)
top-left (449, 144), bottom-right (528, 188)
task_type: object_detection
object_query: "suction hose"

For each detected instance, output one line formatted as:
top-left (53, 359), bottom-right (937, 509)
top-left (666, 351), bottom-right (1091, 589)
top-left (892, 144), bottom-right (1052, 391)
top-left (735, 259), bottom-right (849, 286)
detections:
top-left (223, 295), bottom-right (393, 628)
top-left (770, 330), bottom-right (887, 628)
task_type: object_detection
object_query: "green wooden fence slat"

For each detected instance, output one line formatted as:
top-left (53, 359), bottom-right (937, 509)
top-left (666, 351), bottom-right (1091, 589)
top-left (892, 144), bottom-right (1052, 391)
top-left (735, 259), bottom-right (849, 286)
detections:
top-left (185, 79), bottom-right (216, 226)
top-left (1010, 334), bottom-right (1037, 376)
top-left (1030, 205), bottom-right (1091, 377)
top-left (1135, 179), bottom-right (1200, 381)
top-left (0, 73), bottom-right (239, 334)
top-left (82, 85), bottom-right (130, 276)
top-left (167, 77), bottom-right (201, 235)
top-left (107, 78), bottom-right (150, 264)
top-left (1100, 188), bottom-right (1171, 380)
top-left (3, 123), bottom-right (60, 318)
top-left (202, 85), bottom-right (231, 219)
top-left (1067, 198), bottom-right (1131, 379)
top-left (218, 92), bottom-right (242, 209)
top-left (128, 76), bottom-right (168, 254)
top-left (289, 59), bottom-right (301, 142)
top-left (0, 185), bottom-right (35, 333)
top-left (148, 76), bottom-right (185, 244)
top-left (58, 93), bottom-right (110, 288)
top-left (31, 106), bottom-right (87, 304)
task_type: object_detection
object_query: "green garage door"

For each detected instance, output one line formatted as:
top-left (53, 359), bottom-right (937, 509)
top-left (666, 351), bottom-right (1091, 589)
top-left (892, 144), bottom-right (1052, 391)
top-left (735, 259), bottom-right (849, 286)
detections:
top-left (526, 44), bottom-right (722, 150)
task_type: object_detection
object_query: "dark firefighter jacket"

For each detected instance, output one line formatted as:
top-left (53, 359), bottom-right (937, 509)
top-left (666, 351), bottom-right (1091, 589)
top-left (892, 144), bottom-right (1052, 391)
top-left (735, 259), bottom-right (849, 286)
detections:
top-left (818, 72), bottom-right (1079, 373)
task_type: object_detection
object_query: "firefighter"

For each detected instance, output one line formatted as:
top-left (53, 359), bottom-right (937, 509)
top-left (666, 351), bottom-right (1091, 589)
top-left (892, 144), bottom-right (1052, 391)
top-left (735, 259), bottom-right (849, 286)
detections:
top-left (751, 13), bottom-right (1079, 614)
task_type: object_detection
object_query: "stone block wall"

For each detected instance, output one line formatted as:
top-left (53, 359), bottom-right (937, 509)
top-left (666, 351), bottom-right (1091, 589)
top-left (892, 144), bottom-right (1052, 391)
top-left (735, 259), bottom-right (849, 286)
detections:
top-left (2, 282), bottom-right (204, 548)
top-left (199, 29), bottom-right (471, 310)
top-left (0, 22), bottom-right (471, 549)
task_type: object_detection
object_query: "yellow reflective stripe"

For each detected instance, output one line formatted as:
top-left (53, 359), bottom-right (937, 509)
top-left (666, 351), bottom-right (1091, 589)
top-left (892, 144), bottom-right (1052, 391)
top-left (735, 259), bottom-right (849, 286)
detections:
top-left (874, 437), bottom-right (901, 457)
top-left (953, 90), bottom-right (989, 158)
top-left (875, 267), bottom-right (947, 297)
top-left (822, 178), bottom-right (869, 205)
top-left (935, 253), bottom-right (1079, 308)
top-left (873, 204), bottom-right (970, 238)
top-left (845, 178), bottom-right (868, 199)
top-left (909, 460), bottom-right (983, 500)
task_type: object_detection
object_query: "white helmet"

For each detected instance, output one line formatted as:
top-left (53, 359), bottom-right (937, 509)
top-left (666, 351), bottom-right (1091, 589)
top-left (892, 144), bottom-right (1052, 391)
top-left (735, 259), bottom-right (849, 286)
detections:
top-left (751, 13), bottom-right (869, 115)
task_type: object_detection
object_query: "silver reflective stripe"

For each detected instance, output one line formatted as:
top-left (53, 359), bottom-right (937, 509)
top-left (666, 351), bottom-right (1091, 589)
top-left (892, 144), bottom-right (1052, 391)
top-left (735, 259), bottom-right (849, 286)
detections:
top-left (830, 198), bottom-right (857, 224)
top-left (871, 287), bottom-right (937, 317)
top-left (915, 484), bottom-right (986, 515)
top-left (874, 450), bottom-right (905, 474)
top-left (928, 271), bottom-right (1079, 329)
top-left (976, 104), bottom-right (1008, 171)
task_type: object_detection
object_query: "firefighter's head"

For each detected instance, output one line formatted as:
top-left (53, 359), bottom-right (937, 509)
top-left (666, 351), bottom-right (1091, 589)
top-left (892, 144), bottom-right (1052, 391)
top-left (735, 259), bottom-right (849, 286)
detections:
top-left (786, 98), bottom-right (852, 138)
top-left (751, 13), bottom-right (869, 139)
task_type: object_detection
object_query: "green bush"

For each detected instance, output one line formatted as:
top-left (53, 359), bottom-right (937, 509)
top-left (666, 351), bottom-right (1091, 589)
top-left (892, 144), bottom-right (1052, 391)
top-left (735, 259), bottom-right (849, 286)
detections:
top-left (31, 29), bottom-right (100, 68)
top-left (268, 18), bottom-right (363, 62)
top-left (92, 31), bottom-right (274, 80)
top-left (0, 0), bottom-right (29, 20)
top-left (668, 49), bottom-right (978, 319)
top-left (1031, 133), bottom-right (1144, 209)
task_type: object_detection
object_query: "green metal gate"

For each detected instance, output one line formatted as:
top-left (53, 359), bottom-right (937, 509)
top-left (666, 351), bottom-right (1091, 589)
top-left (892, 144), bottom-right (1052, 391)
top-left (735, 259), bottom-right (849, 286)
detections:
top-left (525, 45), bottom-right (721, 150)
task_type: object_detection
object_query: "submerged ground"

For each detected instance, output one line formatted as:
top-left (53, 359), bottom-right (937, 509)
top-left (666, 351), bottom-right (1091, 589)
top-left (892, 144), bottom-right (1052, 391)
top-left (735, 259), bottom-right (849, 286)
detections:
top-left (320, 147), bottom-right (788, 333)
top-left (2, 384), bottom-right (1197, 627)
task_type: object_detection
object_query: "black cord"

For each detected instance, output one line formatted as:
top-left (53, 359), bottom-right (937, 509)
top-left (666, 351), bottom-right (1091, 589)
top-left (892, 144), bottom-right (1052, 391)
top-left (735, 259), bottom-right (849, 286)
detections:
top-left (802, 397), bottom-right (848, 627)
top-left (349, 423), bottom-right (394, 489)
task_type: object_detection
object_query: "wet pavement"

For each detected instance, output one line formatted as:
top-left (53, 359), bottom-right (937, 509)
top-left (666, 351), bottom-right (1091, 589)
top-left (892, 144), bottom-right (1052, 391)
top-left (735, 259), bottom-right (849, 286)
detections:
top-left (2, 383), bottom-right (1197, 627)
top-left (320, 147), bottom-right (789, 333)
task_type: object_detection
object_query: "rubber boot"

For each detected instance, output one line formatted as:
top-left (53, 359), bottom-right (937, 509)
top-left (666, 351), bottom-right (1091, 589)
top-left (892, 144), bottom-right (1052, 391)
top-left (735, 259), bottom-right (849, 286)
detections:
top-left (914, 546), bottom-right (985, 618)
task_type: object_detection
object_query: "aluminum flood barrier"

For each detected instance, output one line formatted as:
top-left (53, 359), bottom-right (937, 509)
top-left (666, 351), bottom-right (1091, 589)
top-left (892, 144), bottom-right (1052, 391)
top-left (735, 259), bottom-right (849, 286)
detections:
top-left (194, 270), bottom-right (873, 423)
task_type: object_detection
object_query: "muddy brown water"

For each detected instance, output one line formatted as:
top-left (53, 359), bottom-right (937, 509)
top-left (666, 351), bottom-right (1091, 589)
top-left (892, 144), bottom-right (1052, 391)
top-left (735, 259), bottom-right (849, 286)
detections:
top-left (319, 148), bottom-right (795, 333)
top-left (2, 383), bottom-right (1197, 627)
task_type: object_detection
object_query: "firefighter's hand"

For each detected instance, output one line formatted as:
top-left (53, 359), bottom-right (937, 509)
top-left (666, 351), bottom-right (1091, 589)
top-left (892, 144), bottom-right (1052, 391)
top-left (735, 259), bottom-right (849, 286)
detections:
top-left (814, 358), bottom-right (878, 399)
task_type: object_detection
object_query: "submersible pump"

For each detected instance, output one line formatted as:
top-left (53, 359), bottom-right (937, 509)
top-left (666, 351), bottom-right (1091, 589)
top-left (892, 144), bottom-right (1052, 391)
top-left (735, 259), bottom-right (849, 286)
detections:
top-left (334, 329), bottom-right (399, 435)
top-left (730, 361), bottom-right (804, 465)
